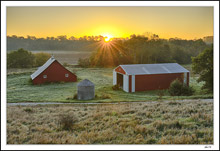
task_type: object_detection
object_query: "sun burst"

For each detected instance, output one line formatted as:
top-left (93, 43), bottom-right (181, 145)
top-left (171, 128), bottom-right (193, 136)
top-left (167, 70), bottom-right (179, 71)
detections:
top-left (103, 35), bottom-right (112, 43)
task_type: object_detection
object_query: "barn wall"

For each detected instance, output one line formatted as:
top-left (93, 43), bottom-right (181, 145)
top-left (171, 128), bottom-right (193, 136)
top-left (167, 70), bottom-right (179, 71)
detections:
top-left (187, 72), bottom-right (189, 86)
top-left (115, 66), bottom-right (126, 75)
top-left (135, 73), bottom-right (184, 91)
top-left (129, 75), bottom-right (132, 92)
top-left (33, 61), bottom-right (77, 84)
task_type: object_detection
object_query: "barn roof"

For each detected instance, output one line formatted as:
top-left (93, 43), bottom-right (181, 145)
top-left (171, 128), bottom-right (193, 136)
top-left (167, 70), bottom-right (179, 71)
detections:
top-left (77, 79), bottom-right (94, 86)
top-left (119, 63), bottom-right (189, 75)
top-left (31, 56), bottom-right (56, 80)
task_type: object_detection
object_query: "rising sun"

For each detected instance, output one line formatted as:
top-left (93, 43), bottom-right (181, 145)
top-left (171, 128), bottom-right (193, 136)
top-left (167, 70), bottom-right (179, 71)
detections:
top-left (103, 35), bottom-right (113, 42)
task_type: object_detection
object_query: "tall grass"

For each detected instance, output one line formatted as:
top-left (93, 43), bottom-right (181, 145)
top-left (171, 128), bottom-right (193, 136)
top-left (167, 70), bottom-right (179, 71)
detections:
top-left (7, 100), bottom-right (213, 144)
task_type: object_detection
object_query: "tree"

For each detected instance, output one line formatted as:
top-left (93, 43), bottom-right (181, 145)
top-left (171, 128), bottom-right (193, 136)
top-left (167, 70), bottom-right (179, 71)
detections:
top-left (192, 47), bottom-right (213, 92)
top-left (57, 35), bottom-right (67, 41)
top-left (7, 48), bottom-right (35, 68)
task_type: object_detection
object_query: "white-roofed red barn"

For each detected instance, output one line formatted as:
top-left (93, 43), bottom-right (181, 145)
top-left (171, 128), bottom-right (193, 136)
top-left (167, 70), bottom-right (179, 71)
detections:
top-left (31, 56), bottom-right (77, 85)
top-left (113, 63), bottom-right (189, 92)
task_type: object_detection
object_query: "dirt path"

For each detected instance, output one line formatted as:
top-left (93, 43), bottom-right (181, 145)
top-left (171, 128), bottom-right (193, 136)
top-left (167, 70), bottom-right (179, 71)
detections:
top-left (7, 99), bottom-right (213, 106)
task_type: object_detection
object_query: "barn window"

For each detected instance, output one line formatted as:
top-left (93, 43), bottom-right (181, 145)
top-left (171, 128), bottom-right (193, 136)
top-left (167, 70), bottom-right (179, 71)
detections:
top-left (65, 74), bottom-right (69, 78)
top-left (43, 75), bottom-right (47, 79)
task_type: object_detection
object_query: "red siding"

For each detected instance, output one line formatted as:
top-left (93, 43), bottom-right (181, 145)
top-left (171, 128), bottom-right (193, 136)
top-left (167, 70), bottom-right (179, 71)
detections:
top-left (129, 75), bottom-right (132, 92)
top-left (32, 61), bottom-right (77, 85)
top-left (135, 73), bottom-right (184, 91)
top-left (115, 66), bottom-right (126, 75)
top-left (187, 72), bottom-right (189, 86)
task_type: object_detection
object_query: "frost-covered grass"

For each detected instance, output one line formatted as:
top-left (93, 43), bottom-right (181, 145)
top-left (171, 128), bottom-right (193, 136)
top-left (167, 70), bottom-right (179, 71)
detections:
top-left (6, 65), bottom-right (213, 144)
top-left (7, 100), bottom-right (213, 144)
top-left (7, 66), bottom-right (213, 103)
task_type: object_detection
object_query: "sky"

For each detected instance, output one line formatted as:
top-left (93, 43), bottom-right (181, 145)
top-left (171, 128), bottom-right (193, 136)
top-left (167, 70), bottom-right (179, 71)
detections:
top-left (7, 6), bottom-right (213, 40)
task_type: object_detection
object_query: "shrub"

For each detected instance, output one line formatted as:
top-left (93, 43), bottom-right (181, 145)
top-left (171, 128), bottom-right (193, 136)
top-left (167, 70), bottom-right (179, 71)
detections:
top-left (58, 114), bottom-right (78, 131)
top-left (112, 84), bottom-right (120, 90)
top-left (76, 77), bottom-right (82, 82)
top-left (34, 52), bottom-right (50, 67)
top-left (169, 79), bottom-right (194, 96)
top-left (168, 79), bottom-right (183, 96)
top-left (181, 84), bottom-right (195, 96)
top-left (78, 57), bottom-right (90, 68)
top-left (23, 108), bottom-right (33, 113)
top-left (63, 62), bottom-right (69, 67)
top-left (7, 48), bottom-right (35, 68)
top-left (28, 78), bottom-right (33, 85)
top-left (73, 94), bottom-right (77, 99)
top-left (66, 96), bottom-right (73, 100)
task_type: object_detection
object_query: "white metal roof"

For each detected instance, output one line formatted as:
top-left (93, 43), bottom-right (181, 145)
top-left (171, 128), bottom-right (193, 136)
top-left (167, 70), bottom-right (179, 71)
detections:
top-left (31, 57), bottom-right (56, 80)
top-left (119, 63), bottom-right (189, 75)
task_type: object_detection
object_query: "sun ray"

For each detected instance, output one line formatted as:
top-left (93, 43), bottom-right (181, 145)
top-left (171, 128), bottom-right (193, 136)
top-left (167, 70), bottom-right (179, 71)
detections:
top-left (103, 34), bottom-right (113, 43)
top-left (87, 33), bottom-right (131, 67)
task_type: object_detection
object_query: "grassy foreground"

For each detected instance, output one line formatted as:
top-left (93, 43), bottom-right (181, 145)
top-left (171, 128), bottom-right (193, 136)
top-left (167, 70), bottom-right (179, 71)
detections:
top-left (7, 100), bottom-right (213, 144)
top-left (7, 65), bottom-right (212, 103)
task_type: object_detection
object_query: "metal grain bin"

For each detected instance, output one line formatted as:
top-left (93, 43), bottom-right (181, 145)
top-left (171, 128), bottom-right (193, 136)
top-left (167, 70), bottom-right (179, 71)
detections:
top-left (77, 79), bottom-right (95, 100)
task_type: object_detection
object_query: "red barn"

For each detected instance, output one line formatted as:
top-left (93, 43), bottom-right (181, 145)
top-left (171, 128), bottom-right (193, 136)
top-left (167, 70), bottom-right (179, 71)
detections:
top-left (31, 56), bottom-right (77, 85)
top-left (113, 63), bottom-right (189, 92)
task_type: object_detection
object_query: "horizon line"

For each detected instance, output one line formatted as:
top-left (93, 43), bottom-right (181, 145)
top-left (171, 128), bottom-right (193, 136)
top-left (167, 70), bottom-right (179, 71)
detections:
top-left (6, 34), bottom-right (214, 41)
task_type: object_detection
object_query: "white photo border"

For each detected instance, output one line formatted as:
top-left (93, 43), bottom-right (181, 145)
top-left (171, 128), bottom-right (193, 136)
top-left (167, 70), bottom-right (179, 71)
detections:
top-left (1, 1), bottom-right (219, 150)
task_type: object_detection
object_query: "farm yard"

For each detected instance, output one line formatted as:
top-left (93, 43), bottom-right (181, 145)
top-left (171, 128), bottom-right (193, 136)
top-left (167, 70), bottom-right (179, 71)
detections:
top-left (7, 99), bottom-right (213, 144)
top-left (6, 64), bottom-right (214, 144)
top-left (7, 65), bottom-right (212, 103)
top-left (6, 53), bottom-right (214, 144)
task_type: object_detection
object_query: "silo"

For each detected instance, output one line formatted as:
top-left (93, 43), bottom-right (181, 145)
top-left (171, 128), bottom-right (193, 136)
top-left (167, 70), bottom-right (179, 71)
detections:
top-left (77, 79), bottom-right (95, 100)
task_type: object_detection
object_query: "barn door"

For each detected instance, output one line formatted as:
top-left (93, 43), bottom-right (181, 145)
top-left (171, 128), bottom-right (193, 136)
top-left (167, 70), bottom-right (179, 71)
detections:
top-left (117, 73), bottom-right (123, 88)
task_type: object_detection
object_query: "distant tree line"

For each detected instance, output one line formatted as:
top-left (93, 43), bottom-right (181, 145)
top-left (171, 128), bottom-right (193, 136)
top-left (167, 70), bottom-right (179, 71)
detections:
top-left (7, 34), bottom-right (211, 67)
top-left (7, 35), bottom-right (104, 51)
top-left (7, 48), bottom-right (50, 68)
top-left (79, 34), bottom-right (211, 67)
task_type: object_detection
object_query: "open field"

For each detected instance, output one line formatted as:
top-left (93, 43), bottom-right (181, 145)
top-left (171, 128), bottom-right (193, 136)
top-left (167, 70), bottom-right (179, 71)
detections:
top-left (7, 100), bottom-right (213, 144)
top-left (31, 50), bottom-right (92, 65)
top-left (7, 65), bottom-right (212, 103)
top-left (8, 50), bottom-right (92, 65)
top-left (6, 64), bottom-right (214, 144)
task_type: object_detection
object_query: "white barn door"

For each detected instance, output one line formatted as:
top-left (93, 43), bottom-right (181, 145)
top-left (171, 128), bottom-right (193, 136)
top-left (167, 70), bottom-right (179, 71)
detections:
top-left (184, 72), bottom-right (187, 84)
top-left (113, 71), bottom-right (117, 85)
top-left (123, 74), bottom-right (129, 92)
top-left (132, 75), bottom-right (135, 92)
